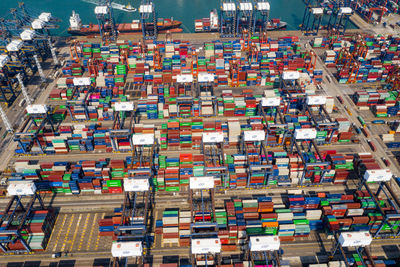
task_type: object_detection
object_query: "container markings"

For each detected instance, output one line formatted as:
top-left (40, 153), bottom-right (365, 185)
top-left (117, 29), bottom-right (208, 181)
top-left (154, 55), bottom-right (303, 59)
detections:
top-left (60, 213), bottom-right (75, 252)
top-left (51, 214), bottom-right (68, 252)
top-left (69, 213), bottom-right (83, 251)
top-left (78, 213), bottom-right (92, 251)
top-left (86, 213), bottom-right (99, 250)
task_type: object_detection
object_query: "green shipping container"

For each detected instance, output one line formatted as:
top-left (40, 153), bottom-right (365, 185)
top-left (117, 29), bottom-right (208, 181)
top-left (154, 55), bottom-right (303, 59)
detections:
top-left (107, 180), bottom-right (122, 187)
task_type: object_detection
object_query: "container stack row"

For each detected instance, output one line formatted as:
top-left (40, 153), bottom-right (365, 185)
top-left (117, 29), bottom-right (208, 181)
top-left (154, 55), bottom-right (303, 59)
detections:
top-left (1, 210), bottom-right (56, 251)
top-left (155, 190), bottom-right (398, 247)
top-left (11, 150), bottom-right (358, 193)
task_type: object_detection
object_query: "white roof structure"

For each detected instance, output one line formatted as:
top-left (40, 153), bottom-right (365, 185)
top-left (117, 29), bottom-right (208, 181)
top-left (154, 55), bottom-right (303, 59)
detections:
top-left (257, 2), bottom-right (270, 11)
top-left (198, 73), bottom-right (215, 82)
top-left (123, 178), bottom-right (149, 192)
top-left (282, 71), bottom-right (300, 80)
top-left (26, 104), bottom-right (48, 114)
top-left (239, 2), bottom-right (253, 11)
top-left (191, 238), bottom-right (221, 254)
top-left (95, 6), bottom-right (109, 15)
top-left (294, 128), bottom-right (317, 140)
top-left (223, 3), bottom-right (236, 11)
top-left (32, 19), bottom-right (45, 30)
top-left (249, 236), bottom-right (280, 251)
top-left (363, 169), bottom-right (392, 182)
top-left (115, 102), bottom-right (134, 112)
top-left (73, 77), bottom-right (91, 86)
top-left (261, 97), bottom-right (281, 107)
top-left (243, 130), bottom-right (265, 142)
top-left (39, 12), bottom-right (52, 22)
top-left (339, 7), bottom-right (353, 15)
top-left (139, 4), bottom-right (153, 13)
top-left (176, 74), bottom-right (193, 83)
top-left (339, 231), bottom-right (372, 247)
top-left (20, 29), bottom-right (36, 41)
top-left (7, 181), bottom-right (36, 196)
top-left (6, 40), bottom-right (24, 52)
top-left (306, 95), bottom-right (327, 105)
top-left (111, 242), bottom-right (142, 257)
top-left (0, 54), bottom-right (10, 68)
top-left (132, 134), bottom-right (154, 145)
top-left (202, 132), bottom-right (224, 143)
top-left (312, 8), bottom-right (324, 15)
top-left (190, 176), bottom-right (215, 189)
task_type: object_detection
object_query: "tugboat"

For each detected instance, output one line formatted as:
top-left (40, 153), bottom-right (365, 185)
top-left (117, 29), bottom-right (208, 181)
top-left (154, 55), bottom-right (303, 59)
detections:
top-left (122, 3), bottom-right (136, 12)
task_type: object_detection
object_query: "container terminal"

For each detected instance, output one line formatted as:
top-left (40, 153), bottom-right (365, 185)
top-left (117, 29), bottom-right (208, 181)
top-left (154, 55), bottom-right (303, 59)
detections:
top-left (1, 0), bottom-right (400, 266)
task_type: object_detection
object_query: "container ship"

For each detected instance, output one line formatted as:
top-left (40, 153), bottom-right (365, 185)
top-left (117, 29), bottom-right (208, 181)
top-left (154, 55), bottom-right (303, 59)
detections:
top-left (195, 9), bottom-right (287, 32)
top-left (68, 11), bottom-right (183, 36)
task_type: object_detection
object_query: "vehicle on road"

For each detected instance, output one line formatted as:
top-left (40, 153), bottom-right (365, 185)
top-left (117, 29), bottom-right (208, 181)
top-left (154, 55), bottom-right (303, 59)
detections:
top-left (52, 252), bottom-right (62, 258)
top-left (362, 128), bottom-right (370, 137)
top-left (327, 75), bottom-right (332, 83)
top-left (357, 116), bottom-right (366, 127)
top-left (382, 157), bottom-right (391, 167)
top-left (368, 140), bottom-right (376, 151)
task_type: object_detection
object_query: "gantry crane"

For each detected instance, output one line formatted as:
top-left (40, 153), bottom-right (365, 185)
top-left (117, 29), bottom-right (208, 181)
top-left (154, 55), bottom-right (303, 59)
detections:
top-left (110, 101), bottom-right (135, 152)
top-left (95, 0), bottom-right (117, 43)
top-left (301, 0), bottom-right (324, 35)
top-left (220, 0), bottom-right (237, 38)
top-left (139, 0), bottom-right (157, 40)
top-left (253, 0), bottom-right (271, 33)
top-left (236, 0), bottom-right (254, 36)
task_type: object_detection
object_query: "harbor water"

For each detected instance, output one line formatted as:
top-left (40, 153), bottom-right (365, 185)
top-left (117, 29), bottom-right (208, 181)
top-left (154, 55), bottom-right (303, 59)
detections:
top-left (0, 0), bottom-right (356, 36)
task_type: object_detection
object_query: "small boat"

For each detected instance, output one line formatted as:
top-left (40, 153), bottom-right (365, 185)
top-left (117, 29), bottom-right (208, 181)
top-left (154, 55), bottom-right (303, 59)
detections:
top-left (121, 3), bottom-right (137, 12)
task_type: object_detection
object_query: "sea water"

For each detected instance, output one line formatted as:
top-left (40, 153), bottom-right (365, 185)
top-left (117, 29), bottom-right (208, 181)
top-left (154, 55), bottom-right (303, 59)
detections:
top-left (0, 0), bottom-right (355, 36)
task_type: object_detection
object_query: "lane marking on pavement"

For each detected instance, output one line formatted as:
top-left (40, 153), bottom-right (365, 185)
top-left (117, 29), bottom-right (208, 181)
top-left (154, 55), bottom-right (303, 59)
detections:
top-left (93, 213), bottom-right (105, 251)
top-left (69, 213), bottom-right (83, 251)
top-left (52, 214), bottom-right (67, 252)
top-left (78, 213), bottom-right (91, 251)
top-left (60, 213), bottom-right (75, 252)
top-left (86, 213), bottom-right (99, 250)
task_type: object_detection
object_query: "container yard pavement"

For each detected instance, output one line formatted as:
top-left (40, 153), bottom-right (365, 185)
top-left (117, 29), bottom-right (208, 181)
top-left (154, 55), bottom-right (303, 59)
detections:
top-left (45, 212), bottom-right (112, 254)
